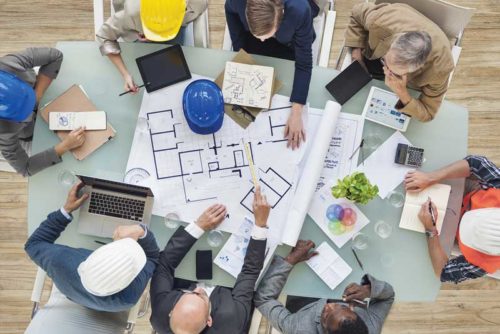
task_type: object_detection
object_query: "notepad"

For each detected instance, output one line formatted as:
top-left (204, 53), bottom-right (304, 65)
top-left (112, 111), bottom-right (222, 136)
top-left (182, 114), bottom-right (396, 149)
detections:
top-left (306, 242), bottom-right (352, 290)
top-left (399, 184), bottom-right (452, 233)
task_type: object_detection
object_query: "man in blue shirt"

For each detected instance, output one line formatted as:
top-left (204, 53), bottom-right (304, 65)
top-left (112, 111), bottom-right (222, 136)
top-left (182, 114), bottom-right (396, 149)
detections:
top-left (225, 0), bottom-right (319, 150)
top-left (25, 182), bottom-right (160, 312)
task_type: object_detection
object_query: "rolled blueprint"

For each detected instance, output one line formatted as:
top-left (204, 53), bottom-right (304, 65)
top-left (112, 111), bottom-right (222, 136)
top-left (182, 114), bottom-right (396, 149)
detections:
top-left (282, 100), bottom-right (341, 246)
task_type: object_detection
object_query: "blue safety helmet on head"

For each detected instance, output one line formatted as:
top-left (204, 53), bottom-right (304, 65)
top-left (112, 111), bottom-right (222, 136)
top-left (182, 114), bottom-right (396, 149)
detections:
top-left (182, 79), bottom-right (224, 135)
top-left (0, 70), bottom-right (36, 122)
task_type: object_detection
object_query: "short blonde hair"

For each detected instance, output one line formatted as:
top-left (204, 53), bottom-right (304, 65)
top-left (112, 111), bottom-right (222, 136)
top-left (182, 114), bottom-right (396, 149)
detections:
top-left (246, 0), bottom-right (284, 37)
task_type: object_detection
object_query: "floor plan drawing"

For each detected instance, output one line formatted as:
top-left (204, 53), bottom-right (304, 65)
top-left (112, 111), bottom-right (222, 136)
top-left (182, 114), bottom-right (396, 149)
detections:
top-left (222, 62), bottom-right (274, 109)
top-left (126, 75), bottom-right (308, 240)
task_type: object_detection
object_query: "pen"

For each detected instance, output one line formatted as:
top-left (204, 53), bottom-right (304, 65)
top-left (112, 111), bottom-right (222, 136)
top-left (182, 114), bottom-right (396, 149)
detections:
top-left (351, 247), bottom-right (364, 271)
top-left (349, 139), bottom-right (364, 160)
top-left (119, 83), bottom-right (147, 96)
top-left (94, 240), bottom-right (108, 245)
top-left (428, 196), bottom-right (436, 226)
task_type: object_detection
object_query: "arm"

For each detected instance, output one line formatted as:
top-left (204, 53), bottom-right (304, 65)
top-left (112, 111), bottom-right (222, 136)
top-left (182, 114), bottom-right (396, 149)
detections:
top-left (394, 74), bottom-right (450, 122)
top-left (465, 155), bottom-right (500, 188)
top-left (224, 0), bottom-right (247, 51)
top-left (254, 255), bottom-right (297, 333)
top-left (354, 275), bottom-right (395, 333)
top-left (0, 134), bottom-right (61, 177)
top-left (149, 227), bottom-right (198, 303)
top-left (344, 3), bottom-right (380, 48)
top-left (256, 240), bottom-right (318, 333)
top-left (439, 255), bottom-right (487, 284)
top-left (405, 159), bottom-right (470, 192)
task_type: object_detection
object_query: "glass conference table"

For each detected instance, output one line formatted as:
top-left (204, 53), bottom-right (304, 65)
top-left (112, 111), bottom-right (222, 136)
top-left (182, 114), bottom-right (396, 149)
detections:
top-left (29, 42), bottom-right (468, 301)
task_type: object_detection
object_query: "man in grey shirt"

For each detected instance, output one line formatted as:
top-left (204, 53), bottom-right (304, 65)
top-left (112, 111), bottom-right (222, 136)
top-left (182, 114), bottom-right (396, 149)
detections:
top-left (0, 47), bottom-right (85, 176)
top-left (255, 240), bottom-right (395, 334)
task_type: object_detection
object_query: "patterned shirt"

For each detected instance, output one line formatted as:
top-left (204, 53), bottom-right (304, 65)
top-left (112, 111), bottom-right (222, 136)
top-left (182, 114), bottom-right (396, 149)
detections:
top-left (440, 155), bottom-right (500, 284)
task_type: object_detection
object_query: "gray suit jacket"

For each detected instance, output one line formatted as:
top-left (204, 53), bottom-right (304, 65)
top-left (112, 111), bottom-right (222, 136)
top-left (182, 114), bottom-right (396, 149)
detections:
top-left (255, 256), bottom-right (395, 334)
top-left (0, 47), bottom-right (63, 176)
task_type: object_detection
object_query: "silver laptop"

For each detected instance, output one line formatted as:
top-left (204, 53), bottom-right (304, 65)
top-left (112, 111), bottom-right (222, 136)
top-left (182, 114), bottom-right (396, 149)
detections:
top-left (77, 175), bottom-right (154, 238)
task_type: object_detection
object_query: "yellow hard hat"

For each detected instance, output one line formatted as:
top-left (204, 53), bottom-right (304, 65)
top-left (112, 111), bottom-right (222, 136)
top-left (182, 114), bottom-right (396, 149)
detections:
top-left (140, 0), bottom-right (186, 42)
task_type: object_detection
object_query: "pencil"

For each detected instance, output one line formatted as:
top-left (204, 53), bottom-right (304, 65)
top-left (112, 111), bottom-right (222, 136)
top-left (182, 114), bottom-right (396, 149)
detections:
top-left (428, 196), bottom-right (436, 226)
top-left (119, 83), bottom-right (146, 96)
top-left (244, 142), bottom-right (259, 189)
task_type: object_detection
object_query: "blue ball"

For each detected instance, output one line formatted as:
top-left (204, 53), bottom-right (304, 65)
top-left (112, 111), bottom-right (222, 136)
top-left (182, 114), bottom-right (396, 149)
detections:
top-left (326, 204), bottom-right (344, 221)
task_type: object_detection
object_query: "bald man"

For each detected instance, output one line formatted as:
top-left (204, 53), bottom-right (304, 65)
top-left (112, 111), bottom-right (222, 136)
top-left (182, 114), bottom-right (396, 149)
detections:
top-left (150, 187), bottom-right (270, 334)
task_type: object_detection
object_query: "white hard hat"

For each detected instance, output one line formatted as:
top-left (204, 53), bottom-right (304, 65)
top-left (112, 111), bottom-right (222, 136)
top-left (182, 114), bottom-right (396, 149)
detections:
top-left (460, 208), bottom-right (500, 256)
top-left (78, 238), bottom-right (147, 297)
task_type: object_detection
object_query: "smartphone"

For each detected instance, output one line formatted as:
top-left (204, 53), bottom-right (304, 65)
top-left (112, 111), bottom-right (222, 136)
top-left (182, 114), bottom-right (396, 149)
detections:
top-left (196, 250), bottom-right (213, 280)
top-left (48, 111), bottom-right (107, 131)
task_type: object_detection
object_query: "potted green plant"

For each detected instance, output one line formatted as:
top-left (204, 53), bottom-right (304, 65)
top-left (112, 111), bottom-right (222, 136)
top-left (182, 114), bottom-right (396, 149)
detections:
top-left (331, 172), bottom-right (379, 204)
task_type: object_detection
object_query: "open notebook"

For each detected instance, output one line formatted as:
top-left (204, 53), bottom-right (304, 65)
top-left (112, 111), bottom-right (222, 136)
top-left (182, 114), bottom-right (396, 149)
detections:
top-left (399, 184), bottom-right (452, 233)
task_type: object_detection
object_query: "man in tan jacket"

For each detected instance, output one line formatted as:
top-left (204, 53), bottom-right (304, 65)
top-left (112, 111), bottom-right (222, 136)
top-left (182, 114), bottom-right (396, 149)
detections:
top-left (96, 0), bottom-right (207, 94)
top-left (345, 2), bottom-right (455, 122)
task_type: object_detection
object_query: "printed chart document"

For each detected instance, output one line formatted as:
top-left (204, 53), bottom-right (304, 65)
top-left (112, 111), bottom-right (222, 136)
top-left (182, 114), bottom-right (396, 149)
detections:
top-left (355, 131), bottom-right (413, 199)
top-left (305, 112), bottom-right (364, 191)
top-left (214, 217), bottom-right (277, 278)
top-left (306, 242), bottom-right (352, 290)
top-left (399, 184), bottom-right (451, 233)
top-left (222, 62), bottom-right (274, 109)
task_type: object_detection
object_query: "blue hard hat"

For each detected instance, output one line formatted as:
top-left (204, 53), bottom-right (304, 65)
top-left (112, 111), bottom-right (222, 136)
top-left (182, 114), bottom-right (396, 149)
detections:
top-left (182, 79), bottom-right (224, 135)
top-left (0, 70), bottom-right (36, 122)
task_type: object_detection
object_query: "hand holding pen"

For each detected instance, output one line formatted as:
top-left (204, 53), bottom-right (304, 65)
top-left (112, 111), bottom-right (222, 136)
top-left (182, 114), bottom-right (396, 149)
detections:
top-left (418, 197), bottom-right (438, 231)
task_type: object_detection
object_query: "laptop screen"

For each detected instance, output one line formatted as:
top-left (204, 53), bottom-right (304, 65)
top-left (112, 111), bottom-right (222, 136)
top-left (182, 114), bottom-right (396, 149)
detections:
top-left (78, 175), bottom-right (154, 197)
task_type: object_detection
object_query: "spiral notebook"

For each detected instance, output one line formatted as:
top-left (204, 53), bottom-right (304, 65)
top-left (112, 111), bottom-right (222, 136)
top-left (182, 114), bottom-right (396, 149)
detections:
top-left (399, 184), bottom-right (452, 233)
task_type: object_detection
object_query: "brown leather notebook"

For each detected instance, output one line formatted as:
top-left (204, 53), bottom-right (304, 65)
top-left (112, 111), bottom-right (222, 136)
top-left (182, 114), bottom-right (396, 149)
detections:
top-left (39, 85), bottom-right (116, 160)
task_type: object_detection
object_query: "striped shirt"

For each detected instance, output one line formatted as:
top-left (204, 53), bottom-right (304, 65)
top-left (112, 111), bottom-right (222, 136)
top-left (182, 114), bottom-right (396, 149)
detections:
top-left (440, 155), bottom-right (499, 284)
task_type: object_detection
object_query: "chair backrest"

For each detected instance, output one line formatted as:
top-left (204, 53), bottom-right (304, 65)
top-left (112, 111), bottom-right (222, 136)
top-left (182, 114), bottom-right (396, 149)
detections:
top-left (26, 285), bottom-right (129, 334)
top-left (374, 0), bottom-right (473, 41)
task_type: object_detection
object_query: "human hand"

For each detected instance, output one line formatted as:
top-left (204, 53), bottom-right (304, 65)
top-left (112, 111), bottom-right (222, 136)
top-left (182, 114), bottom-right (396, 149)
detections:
top-left (405, 170), bottom-right (436, 192)
top-left (58, 126), bottom-right (86, 154)
top-left (253, 186), bottom-right (271, 227)
top-left (384, 70), bottom-right (410, 101)
top-left (343, 283), bottom-right (371, 303)
top-left (113, 224), bottom-right (145, 241)
top-left (285, 240), bottom-right (318, 265)
top-left (351, 48), bottom-right (367, 72)
top-left (418, 198), bottom-right (438, 231)
top-left (195, 204), bottom-right (227, 231)
top-left (63, 182), bottom-right (89, 214)
top-left (284, 103), bottom-right (306, 150)
top-left (123, 74), bottom-right (138, 94)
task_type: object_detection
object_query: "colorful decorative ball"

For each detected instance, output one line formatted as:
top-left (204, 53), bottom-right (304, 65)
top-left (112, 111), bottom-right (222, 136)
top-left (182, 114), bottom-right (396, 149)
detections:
top-left (326, 204), bottom-right (344, 221)
top-left (341, 208), bottom-right (357, 226)
top-left (328, 221), bottom-right (346, 235)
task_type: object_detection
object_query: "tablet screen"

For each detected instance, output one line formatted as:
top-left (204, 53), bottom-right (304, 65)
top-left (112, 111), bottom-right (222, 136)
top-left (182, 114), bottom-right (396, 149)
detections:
top-left (136, 45), bottom-right (192, 93)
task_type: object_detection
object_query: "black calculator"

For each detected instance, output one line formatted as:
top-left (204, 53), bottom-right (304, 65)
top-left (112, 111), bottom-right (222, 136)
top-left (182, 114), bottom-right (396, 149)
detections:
top-left (395, 143), bottom-right (424, 167)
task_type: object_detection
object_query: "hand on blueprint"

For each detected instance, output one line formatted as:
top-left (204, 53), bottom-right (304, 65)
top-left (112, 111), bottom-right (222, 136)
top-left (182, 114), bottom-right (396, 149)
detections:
top-left (63, 182), bottom-right (89, 214)
top-left (253, 186), bottom-right (271, 228)
top-left (342, 283), bottom-right (371, 303)
top-left (404, 170), bottom-right (436, 192)
top-left (285, 103), bottom-right (306, 150)
top-left (56, 127), bottom-right (86, 156)
top-left (195, 204), bottom-right (227, 231)
top-left (285, 240), bottom-right (318, 265)
top-left (112, 224), bottom-right (146, 241)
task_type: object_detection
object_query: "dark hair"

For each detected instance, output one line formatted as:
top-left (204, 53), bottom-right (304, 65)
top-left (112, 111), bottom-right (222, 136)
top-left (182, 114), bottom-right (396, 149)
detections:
top-left (325, 315), bottom-right (369, 334)
top-left (245, 0), bottom-right (284, 36)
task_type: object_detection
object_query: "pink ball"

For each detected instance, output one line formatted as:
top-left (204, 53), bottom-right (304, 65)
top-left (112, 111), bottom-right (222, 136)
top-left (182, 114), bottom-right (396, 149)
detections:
top-left (341, 208), bottom-right (357, 226)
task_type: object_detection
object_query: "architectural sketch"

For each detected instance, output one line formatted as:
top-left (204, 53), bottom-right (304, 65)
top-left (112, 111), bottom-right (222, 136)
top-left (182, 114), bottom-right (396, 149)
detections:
top-left (125, 76), bottom-right (307, 241)
top-left (222, 62), bottom-right (274, 109)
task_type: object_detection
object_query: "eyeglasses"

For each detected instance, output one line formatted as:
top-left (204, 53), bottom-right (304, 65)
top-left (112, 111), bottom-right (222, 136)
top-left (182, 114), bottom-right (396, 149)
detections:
top-left (380, 57), bottom-right (404, 80)
top-left (169, 289), bottom-right (207, 317)
top-left (232, 105), bottom-right (256, 122)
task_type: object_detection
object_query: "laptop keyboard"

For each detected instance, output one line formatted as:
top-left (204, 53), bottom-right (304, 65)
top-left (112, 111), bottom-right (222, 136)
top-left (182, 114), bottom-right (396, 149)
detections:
top-left (89, 192), bottom-right (145, 222)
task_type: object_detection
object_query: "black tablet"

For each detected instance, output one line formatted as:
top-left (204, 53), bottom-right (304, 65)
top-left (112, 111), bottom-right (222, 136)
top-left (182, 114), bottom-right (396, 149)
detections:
top-left (136, 45), bottom-right (192, 93)
top-left (325, 61), bottom-right (372, 105)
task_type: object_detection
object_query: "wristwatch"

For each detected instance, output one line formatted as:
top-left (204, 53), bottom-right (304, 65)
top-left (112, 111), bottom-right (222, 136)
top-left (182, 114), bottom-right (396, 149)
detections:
top-left (425, 228), bottom-right (439, 238)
